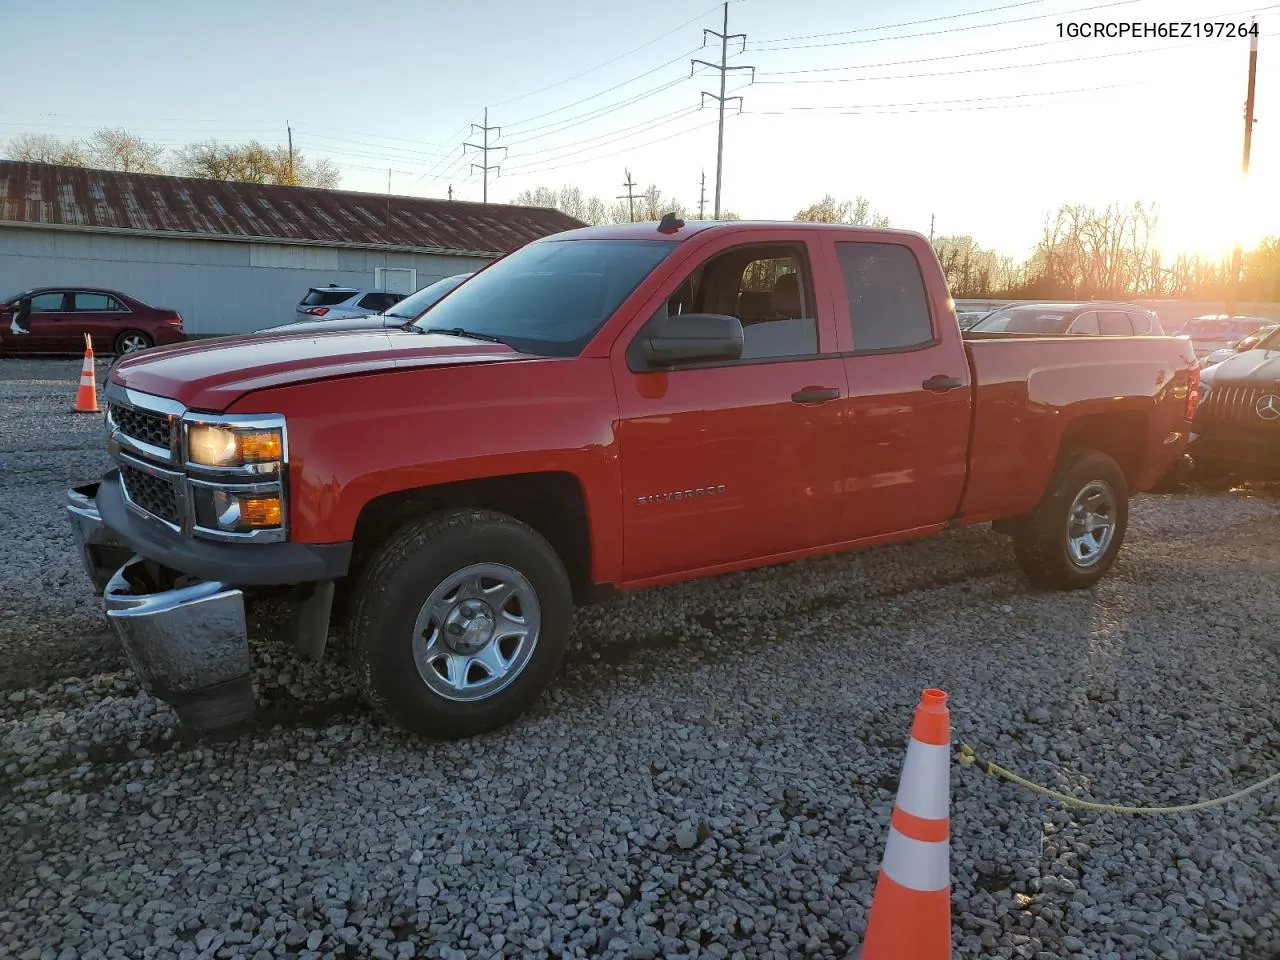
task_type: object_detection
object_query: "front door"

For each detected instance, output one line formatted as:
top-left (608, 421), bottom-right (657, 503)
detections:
top-left (612, 235), bottom-right (848, 583)
top-left (14, 291), bottom-right (73, 353)
top-left (826, 237), bottom-right (973, 541)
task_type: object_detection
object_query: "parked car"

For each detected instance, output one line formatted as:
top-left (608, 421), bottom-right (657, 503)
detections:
top-left (1200, 323), bottom-right (1280, 368)
top-left (967, 301), bottom-right (1164, 336)
top-left (66, 219), bottom-right (1199, 740)
top-left (0, 287), bottom-right (184, 356)
top-left (263, 274), bottom-right (473, 335)
top-left (1189, 323), bottom-right (1280, 479)
top-left (294, 286), bottom-right (408, 324)
top-left (1172, 314), bottom-right (1275, 359)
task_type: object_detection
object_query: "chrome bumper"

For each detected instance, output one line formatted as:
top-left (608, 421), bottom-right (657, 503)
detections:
top-left (67, 486), bottom-right (258, 732)
top-left (66, 483), bottom-right (133, 592)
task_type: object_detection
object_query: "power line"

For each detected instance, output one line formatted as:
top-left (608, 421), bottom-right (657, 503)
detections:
top-left (509, 106), bottom-right (701, 160)
top-left (750, 0), bottom-right (1040, 45)
top-left (407, 111), bottom-right (485, 189)
top-left (502, 114), bottom-right (726, 178)
top-left (694, 2), bottom-right (755, 219)
top-left (489, 2), bottom-right (727, 109)
top-left (463, 108), bottom-right (506, 203)
top-left (750, 0), bottom-right (1142, 52)
top-left (753, 34), bottom-right (1249, 86)
top-left (746, 81), bottom-right (1141, 115)
top-left (499, 77), bottom-right (692, 145)
top-left (617, 169), bottom-right (640, 222)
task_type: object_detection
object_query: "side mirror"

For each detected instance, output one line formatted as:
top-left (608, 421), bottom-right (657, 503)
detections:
top-left (1236, 337), bottom-right (1257, 352)
top-left (636, 312), bottom-right (744, 367)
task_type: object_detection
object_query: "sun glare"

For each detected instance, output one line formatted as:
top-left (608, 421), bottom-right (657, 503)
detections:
top-left (1157, 177), bottom-right (1271, 260)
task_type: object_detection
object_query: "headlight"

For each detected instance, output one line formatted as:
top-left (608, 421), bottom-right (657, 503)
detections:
top-left (186, 424), bottom-right (284, 467)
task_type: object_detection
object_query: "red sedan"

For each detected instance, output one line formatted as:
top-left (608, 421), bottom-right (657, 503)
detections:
top-left (1, 286), bottom-right (185, 357)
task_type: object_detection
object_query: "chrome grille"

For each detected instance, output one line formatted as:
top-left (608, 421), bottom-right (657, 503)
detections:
top-left (108, 402), bottom-right (173, 450)
top-left (1199, 384), bottom-right (1280, 424)
top-left (119, 464), bottom-right (181, 526)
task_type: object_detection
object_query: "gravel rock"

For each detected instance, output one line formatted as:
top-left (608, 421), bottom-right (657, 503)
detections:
top-left (1, 358), bottom-right (1278, 960)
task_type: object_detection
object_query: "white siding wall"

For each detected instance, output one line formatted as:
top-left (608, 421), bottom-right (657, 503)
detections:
top-left (0, 227), bottom-right (492, 334)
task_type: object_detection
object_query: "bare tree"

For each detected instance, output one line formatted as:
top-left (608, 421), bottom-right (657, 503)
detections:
top-left (173, 139), bottom-right (339, 188)
top-left (85, 127), bottom-right (167, 174)
top-left (512, 185), bottom-right (610, 225)
top-left (5, 133), bottom-right (89, 166)
top-left (793, 193), bottom-right (889, 226)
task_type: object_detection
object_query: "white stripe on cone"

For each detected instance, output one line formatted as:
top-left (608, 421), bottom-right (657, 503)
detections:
top-left (895, 739), bottom-right (950, 821)
top-left (880, 827), bottom-right (950, 892)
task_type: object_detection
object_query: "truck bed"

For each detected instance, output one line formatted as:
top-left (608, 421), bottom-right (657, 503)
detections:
top-left (958, 333), bottom-right (1199, 522)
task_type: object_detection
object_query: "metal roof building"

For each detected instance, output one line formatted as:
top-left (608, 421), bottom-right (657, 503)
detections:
top-left (0, 161), bottom-right (584, 334)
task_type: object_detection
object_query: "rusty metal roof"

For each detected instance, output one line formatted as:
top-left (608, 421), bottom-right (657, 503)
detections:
top-left (0, 161), bottom-right (585, 257)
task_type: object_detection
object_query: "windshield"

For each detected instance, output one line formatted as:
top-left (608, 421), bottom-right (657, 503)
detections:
top-left (1180, 317), bottom-right (1270, 338)
top-left (970, 307), bottom-right (1072, 334)
top-left (384, 273), bottom-right (472, 320)
top-left (1254, 325), bottom-right (1280, 350)
top-left (411, 238), bottom-right (678, 355)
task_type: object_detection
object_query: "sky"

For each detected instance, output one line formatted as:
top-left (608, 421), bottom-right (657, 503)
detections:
top-left (4, 0), bottom-right (1278, 259)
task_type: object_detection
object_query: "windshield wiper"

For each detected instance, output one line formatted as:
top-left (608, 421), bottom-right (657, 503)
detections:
top-left (419, 326), bottom-right (506, 344)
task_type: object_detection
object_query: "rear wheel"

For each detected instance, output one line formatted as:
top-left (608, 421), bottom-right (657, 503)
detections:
top-left (346, 508), bottom-right (574, 738)
top-left (114, 330), bottom-right (152, 356)
top-left (1013, 450), bottom-right (1128, 590)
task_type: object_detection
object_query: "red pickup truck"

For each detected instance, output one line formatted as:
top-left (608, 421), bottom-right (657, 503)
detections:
top-left (67, 219), bottom-right (1200, 738)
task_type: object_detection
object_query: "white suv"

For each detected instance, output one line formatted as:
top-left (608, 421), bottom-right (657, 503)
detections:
top-left (294, 286), bottom-right (406, 324)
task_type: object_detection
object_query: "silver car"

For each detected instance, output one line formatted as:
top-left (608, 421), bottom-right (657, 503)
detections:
top-left (263, 274), bottom-right (474, 335)
top-left (293, 286), bottom-right (407, 325)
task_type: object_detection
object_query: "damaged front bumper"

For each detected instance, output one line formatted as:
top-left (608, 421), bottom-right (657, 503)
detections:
top-left (67, 482), bottom-right (257, 730)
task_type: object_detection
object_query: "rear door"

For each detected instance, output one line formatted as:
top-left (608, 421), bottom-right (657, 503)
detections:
top-left (827, 237), bottom-right (973, 540)
top-left (71, 291), bottom-right (131, 351)
top-left (612, 233), bottom-right (848, 581)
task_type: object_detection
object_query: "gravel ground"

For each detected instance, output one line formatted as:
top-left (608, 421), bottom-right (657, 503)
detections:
top-left (1, 357), bottom-right (1278, 960)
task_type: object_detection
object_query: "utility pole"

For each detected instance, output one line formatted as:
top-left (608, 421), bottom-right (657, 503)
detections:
top-left (1227, 20), bottom-right (1259, 316)
top-left (464, 108), bottom-right (505, 204)
top-left (617, 169), bottom-right (640, 222)
top-left (287, 123), bottom-right (295, 184)
top-left (929, 214), bottom-right (935, 244)
top-left (699, 170), bottom-right (707, 219)
top-left (448, 184), bottom-right (454, 201)
top-left (693, 2), bottom-right (754, 219)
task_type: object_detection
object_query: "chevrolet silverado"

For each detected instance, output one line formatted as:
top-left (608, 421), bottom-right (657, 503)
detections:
top-left (67, 218), bottom-right (1201, 738)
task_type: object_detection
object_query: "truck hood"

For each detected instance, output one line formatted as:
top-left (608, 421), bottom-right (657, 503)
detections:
top-left (110, 328), bottom-right (530, 411)
top-left (1199, 348), bottom-right (1280, 387)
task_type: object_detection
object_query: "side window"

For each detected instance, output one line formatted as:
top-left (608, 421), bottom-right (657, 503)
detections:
top-left (1069, 312), bottom-right (1100, 335)
top-left (29, 292), bottom-right (67, 312)
top-left (1127, 312), bottom-right (1152, 335)
top-left (658, 244), bottom-right (819, 362)
top-left (834, 242), bottom-right (933, 354)
top-left (1099, 311), bottom-right (1132, 336)
top-left (74, 293), bottom-right (120, 311)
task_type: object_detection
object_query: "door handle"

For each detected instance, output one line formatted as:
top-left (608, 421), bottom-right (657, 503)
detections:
top-left (922, 375), bottom-right (962, 392)
top-left (791, 386), bottom-right (841, 404)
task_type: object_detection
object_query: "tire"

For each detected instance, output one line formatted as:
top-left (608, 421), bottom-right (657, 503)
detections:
top-left (114, 330), bottom-right (153, 356)
top-left (1012, 449), bottom-right (1129, 590)
top-left (345, 508), bottom-right (574, 739)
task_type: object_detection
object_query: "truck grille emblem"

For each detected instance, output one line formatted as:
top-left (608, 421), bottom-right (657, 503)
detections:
top-left (1255, 394), bottom-right (1280, 421)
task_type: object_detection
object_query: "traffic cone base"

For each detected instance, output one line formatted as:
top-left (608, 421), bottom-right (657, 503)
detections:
top-left (72, 334), bottom-right (99, 414)
top-left (860, 688), bottom-right (953, 960)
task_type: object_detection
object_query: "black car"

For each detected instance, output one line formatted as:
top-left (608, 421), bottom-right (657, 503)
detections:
top-left (1191, 324), bottom-right (1280, 479)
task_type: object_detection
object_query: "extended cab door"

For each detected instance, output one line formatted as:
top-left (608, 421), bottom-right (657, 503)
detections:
top-left (611, 233), bottom-right (848, 583)
top-left (825, 236), bottom-right (973, 540)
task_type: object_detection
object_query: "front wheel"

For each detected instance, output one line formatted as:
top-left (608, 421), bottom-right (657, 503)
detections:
top-left (1012, 450), bottom-right (1129, 590)
top-left (346, 508), bottom-right (574, 738)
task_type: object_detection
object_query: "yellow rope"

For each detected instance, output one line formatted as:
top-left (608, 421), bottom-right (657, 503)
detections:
top-left (957, 744), bottom-right (1280, 815)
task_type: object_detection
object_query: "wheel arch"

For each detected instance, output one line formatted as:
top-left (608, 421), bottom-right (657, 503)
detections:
top-left (349, 471), bottom-right (596, 604)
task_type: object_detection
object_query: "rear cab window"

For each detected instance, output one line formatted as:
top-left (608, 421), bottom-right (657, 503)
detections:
top-left (834, 241), bottom-right (934, 353)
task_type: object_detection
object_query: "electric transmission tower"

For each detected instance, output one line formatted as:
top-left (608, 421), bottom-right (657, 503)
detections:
top-left (463, 108), bottom-right (506, 204)
top-left (692, 2), bottom-right (754, 219)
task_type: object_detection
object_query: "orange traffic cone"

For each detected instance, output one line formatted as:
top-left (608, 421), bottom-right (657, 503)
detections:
top-left (72, 333), bottom-right (99, 414)
top-left (861, 688), bottom-right (953, 959)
